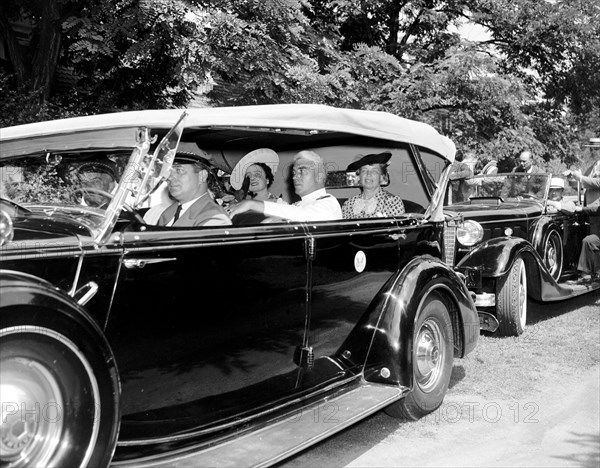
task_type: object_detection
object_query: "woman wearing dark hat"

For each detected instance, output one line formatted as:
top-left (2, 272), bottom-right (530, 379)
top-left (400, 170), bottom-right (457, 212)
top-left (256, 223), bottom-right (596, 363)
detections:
top-left (342, 151), bottom-right (405, 219)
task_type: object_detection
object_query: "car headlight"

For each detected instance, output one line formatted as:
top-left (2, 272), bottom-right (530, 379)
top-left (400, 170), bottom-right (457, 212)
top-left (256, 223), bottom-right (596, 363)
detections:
top-left (456, 220), bottom-right (484, 247)
top-left (0, 209), bottom-right (14, 247)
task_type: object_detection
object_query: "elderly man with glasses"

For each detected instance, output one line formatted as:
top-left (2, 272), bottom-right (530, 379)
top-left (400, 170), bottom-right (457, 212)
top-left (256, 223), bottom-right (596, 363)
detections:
top-left (229, 150), bottom-right (341, 222)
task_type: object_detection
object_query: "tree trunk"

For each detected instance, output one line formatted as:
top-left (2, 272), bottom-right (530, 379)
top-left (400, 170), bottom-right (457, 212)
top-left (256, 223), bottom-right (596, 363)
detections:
top-left (0, 5), bottom-right (29, 87)
top-left (386, 1), bottom-right (402, 57)
top-left (31, 0), bottom-right (62, 104)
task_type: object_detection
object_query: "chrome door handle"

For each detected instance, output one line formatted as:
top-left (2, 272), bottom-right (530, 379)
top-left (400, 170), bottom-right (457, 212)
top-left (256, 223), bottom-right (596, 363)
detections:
top-left (386, 233), bottom-right (406, 241)
top-left (123, 257), bottom-right (177, 269)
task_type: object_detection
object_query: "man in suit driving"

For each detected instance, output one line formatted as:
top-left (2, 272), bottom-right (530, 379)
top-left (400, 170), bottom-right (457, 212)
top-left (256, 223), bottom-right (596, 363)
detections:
top-left (154, 152), bottom-right (231, 227)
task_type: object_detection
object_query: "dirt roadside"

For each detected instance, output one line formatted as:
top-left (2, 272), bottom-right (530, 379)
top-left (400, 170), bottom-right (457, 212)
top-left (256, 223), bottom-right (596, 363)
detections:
top-left (341, 365), bottom-right (599, 467)
top-left (280, 291), bottom-right (600, 468)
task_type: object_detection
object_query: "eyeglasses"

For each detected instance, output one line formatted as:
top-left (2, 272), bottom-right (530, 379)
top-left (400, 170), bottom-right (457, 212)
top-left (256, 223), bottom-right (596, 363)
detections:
top-left (292, 166), bottom-right (313, 177)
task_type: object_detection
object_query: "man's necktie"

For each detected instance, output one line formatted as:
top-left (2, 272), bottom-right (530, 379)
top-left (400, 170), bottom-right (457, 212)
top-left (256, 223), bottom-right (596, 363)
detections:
top-left (172, 204), bottom-right (182, 224)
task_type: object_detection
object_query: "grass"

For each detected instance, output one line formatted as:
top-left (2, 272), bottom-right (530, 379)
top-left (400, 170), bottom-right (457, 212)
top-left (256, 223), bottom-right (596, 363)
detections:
top-left (449, 289), bottom-right (600, 401)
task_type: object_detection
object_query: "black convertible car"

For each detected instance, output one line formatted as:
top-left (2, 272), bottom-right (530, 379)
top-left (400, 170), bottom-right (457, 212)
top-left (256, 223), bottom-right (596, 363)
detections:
top-left (445, 172), bottom-right (599, 336)
top-left (0, 104), bottom-right (478, 467)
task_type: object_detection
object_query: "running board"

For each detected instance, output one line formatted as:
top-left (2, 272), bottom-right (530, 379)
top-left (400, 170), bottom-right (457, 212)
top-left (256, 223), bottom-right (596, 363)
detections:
top-left (113, 382), bottom-right (407, 468)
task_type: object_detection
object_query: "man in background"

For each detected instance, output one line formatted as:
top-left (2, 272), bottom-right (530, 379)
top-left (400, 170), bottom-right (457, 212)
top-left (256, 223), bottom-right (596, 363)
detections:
top-left (448, 153), bottom-right (476, 203)
top-left (512, 150), bottom-right (541, 174)
top-left (565, 161), bottom-right (600, 284)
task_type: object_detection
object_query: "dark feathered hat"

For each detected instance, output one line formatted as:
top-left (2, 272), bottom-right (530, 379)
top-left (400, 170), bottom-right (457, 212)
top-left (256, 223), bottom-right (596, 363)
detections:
top-left (347, 151), bottom-right (392, 172)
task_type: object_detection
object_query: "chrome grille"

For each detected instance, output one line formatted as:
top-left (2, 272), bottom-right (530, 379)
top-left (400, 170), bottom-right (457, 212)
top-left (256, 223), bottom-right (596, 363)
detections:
top-left (444, 225), bottom-right (457, 266)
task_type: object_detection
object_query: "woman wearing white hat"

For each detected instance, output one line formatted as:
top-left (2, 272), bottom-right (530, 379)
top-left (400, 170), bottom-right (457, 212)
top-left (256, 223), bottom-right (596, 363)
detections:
top-left (230, 148), bottom-right (280, 202)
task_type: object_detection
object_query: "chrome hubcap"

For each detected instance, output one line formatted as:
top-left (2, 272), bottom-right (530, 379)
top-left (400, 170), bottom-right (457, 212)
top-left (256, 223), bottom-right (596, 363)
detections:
top-left (0, 357), bottom-right (64, 467)
top-left (415, 319), bottom-right (444, 392)
top-left (547, 244), bottom-right (556, 270)
top-left (519, 261), bottom-right (528, 328)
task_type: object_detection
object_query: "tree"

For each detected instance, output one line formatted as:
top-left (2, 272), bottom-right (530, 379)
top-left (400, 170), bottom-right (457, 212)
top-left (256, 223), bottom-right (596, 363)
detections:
top-left (307, 0), bottom-right (465, 62)
top-left (470, 0), bottom-right (600, 120)
top-left (0, 0), bottom-right (68, 107)
top-left (0, 0), bottom-right (597, 174)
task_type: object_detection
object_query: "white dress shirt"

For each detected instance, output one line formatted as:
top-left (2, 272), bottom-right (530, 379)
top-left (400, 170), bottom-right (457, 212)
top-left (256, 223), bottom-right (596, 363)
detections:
top-left (262, 188), bottom-right (342, 221)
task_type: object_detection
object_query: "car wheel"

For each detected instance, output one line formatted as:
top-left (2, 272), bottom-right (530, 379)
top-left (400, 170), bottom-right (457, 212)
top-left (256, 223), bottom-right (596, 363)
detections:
top-left (384, 292), bottom-right (454, 420)
top-left (0, 310), bottom-right (119, 468)
top-left (496, 256), bottom-right (527, 336)
top-left (541, 229), bottom-right (563, 280)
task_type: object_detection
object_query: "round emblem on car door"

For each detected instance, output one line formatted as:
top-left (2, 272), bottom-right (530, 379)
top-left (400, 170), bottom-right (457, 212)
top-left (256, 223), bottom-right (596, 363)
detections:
top-left (354, 250), bottom-right (366, 272)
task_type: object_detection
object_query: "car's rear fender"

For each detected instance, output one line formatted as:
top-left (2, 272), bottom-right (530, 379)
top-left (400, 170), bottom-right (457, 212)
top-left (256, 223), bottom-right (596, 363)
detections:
top-left (336, 256), bottom-right (479, 388)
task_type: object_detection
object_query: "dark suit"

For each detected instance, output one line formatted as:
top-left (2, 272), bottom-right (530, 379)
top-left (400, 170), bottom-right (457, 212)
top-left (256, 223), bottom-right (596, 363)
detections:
top-left (578, 176), bottom-right (600, 276)
top-left (511, 165), bottom-right (541, 173)
top-left (449, 160), bottom-right (474, 203)
top-left (158, 194), bottom-right (231, 227)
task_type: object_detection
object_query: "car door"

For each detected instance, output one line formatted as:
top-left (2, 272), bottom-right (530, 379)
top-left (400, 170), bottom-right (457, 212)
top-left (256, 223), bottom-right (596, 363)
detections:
top-left (299, 217), bottom-right (419, 384)
top-left (106, 223), bottom-right (310, 439)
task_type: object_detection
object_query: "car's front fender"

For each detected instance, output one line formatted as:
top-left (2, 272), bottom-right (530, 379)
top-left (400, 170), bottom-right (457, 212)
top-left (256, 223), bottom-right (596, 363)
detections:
top-left (456, 237), bottom-right (533, 277)
top-left (455, 237), bottom-right (573, 302)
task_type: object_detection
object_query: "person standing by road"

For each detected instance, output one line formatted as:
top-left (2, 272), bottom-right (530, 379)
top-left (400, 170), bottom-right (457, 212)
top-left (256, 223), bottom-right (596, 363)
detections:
top-left (565, 160), bottom-right (600, 284)
top-left (448, 153), bottom-right (476, 203)
top-left (512, 150), bottom-right (541, 174)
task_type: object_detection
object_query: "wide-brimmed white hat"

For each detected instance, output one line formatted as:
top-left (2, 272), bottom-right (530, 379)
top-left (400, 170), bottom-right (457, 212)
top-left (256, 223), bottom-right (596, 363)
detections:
top-left (550, 177), bottom-right (565, 189)
top-left (230, 148), bottom-right (279, 190)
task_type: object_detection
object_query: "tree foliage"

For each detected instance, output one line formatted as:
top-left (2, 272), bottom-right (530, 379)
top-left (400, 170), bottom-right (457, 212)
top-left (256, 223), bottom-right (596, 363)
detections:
top-left (0, 0), bottom-right (598, 168)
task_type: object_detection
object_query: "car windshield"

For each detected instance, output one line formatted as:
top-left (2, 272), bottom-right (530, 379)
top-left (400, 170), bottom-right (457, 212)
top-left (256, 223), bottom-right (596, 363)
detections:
top-left (0, 113), bottom-right (187, 216)
top-left (469, 173), bottom-right (551, 200)
top-left (0, 152), bottom-right (133, 209)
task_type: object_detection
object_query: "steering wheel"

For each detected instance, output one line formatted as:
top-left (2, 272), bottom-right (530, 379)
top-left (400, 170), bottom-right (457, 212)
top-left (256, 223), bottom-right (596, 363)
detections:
top-left (518, 192), bottom-right (537, 199)
top-left (74, 188), bottom-right (145, 224)
top-left (74, 187), bottom-right (114, 208)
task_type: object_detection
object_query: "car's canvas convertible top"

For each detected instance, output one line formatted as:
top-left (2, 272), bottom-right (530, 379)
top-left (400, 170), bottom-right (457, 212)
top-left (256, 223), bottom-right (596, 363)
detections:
top-left (0, 104), bottom-right (455, 162)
